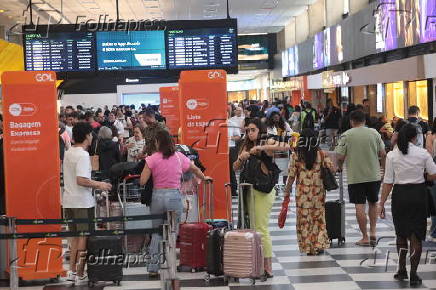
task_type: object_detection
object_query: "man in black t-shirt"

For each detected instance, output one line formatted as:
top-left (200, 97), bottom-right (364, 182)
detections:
top-left (323, 99), bottom-right (342, 149)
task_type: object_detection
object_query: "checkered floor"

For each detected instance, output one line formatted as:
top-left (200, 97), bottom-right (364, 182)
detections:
top-left (2, 172), bottom-right (436, 290)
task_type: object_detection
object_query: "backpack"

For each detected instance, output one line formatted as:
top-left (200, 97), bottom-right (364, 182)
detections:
top-left (302, 109), bottom-right (316, 130)
top-left (406, 119), bottom-right (424, 148)
top-left (240, 152), bottom-right (281, 194)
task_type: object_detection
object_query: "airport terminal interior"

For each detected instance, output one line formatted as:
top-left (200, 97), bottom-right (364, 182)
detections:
top-left (0, 0), bottom-right (435, 289)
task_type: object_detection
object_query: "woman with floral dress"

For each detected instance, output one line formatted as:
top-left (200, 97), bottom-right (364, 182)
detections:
top-left (284, 128), bottom-right (333, 255)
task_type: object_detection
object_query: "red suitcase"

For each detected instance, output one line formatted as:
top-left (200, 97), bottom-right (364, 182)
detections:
top-left (178, 180), bottom-right (213, 272)
top-left (178, 222), bottom-right (212, 272)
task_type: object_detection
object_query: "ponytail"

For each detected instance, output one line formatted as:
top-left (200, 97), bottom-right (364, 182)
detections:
top-left (397, 123), bottom-right (418, 155)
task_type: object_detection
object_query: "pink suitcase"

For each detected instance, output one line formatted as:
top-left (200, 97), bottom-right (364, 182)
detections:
top-left (223, 230), bottom-right (265, 285)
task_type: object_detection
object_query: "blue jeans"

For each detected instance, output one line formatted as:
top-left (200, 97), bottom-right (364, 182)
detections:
top-left (148, 189), bottom-right (182, 273)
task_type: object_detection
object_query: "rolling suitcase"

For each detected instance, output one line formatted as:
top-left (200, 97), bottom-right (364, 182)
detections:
top-left (178, 180), bottom-right (214, 272)
top-left (223, 183), bottom-right (266, 285)
top-left (87, 236), bottom-right (123, 287)
top-left (205, 183), bottom-right (233, 282)
top-left (325, 170), bottom-right (346, 245)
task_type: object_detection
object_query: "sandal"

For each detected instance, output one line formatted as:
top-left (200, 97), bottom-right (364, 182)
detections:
top-left (355, 241), bottom-right (371, 247)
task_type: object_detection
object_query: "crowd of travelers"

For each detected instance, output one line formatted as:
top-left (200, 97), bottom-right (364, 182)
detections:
top-left (0, 98), bottom-right (433, 286)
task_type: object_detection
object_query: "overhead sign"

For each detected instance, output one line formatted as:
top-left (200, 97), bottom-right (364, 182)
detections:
top-left (322, 71), bottom-right (351, 88)
top-left (1, 71), bottom-right (64, 280)
top-left (159, 86), bottom-right (180, 138)
top-left (179, 70), bottom-right (230, 220)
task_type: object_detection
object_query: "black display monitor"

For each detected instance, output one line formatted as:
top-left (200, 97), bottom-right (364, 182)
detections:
top-left (23, 31), bottom-right (96, 72)
top-left (22, 19), bottom-right (238, 78)
top-left (167, 27), bottom-right (237, 70)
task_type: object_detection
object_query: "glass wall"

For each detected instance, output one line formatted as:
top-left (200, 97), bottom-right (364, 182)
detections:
top-left (386, 81), bottom-right (405, 120)
top-left (408, 80), bottom-right (428, 121)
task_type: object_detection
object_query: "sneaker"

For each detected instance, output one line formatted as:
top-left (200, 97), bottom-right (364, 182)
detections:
top-left (74, 274), bottom-right (88, 285)
top-left (66, 271), bottom-right (76, 282)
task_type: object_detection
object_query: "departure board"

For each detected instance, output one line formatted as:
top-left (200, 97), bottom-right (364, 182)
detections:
top-left (24, 32), bottom-right (96, 72)
top-left (167, 27), bottom-right (237, 69)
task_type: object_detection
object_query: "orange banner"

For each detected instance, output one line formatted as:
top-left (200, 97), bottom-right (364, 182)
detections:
top-left (159, 86), bottom-right (180, 138)
top-left (179, 70), bottom-right (230, 219)
top-left (1, 71), bottom-right (64, 280)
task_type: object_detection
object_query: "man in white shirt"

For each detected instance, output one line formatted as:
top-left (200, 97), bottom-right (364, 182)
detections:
top-left (63, 122), bottom-right (112, 284)
top-left (228, 119), bottom-right (241, 196)
top-left (229, 107), bottom-right (245, 135)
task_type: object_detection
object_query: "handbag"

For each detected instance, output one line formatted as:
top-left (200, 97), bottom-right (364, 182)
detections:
top-left (278, 195), bottom-right (290, 228)
top-left (137, 159), bottom-right (154, 207)
top-left (320, 151), bottom-right (338, 191)
top-left (91, 140), bottom-right (99, 171)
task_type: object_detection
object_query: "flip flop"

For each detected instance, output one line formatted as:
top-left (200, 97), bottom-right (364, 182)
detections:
top-left (355, 241), bottom-right (371, 247)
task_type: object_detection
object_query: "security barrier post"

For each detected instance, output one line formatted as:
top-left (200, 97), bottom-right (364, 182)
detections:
top-left (8, 217), bottom-right (18, 290)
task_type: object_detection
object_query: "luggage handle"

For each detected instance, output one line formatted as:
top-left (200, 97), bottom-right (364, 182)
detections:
top-left (224, 183), bottom-right (233, 225)
top-left (124, 174), bottom-right (141, 181)
top-left (238, 183), bottom-right (255, 230)
top-left (202, 179), bottom-right (214, 222)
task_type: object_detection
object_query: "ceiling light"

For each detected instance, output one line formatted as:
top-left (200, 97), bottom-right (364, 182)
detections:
top-left (0, 9), bottom-right (6, 13)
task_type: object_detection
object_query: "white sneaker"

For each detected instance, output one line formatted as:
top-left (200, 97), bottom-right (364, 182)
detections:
top-left (66, 271), bottom-right (76, 282)
top-left (74, 274), bottom-right (88, 285)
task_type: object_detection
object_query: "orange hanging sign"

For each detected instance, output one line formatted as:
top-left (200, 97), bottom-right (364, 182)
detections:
top-left (179, 70), bottom-right (230, 219)
top-left (1, 71), bottom-right (64, 280)
top-left (159, 86), bottom-right (180, 138)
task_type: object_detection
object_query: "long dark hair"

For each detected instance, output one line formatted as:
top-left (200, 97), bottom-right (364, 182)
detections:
top-left (296, 128), bottom-right (319, 170)
top-left (397, 123), bottom-right (417, 155)
top-left (155, 129), bottom-right (176, 159)
top-left (267, 111), bottom-right (286, 131)
top-left (432, 117), bottom-right (436, 134)
top-left (239, 118), bottom-right (264, 154)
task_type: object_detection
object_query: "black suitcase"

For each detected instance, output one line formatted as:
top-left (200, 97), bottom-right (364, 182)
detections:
top-left (325, 200), bottom-right (346, 245)
top-left (205, 228), bottom-right (226, 281)
top-left (325, 170), bottom-right (346, 246)
top-left (87, 236), bottom-right (123, 287)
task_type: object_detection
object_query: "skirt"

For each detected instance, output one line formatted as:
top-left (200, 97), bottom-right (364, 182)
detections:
top-left (392, 183), bottom-right (427, 241)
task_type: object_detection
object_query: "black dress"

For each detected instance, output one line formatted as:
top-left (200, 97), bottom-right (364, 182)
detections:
top-left (392, 183), bottom-right (428, 240)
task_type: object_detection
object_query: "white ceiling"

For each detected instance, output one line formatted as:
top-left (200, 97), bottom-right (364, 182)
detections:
top-left (0, 0), bottom-right (316, 34)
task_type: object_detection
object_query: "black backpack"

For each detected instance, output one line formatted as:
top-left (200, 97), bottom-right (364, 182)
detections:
top-left (240, 152), bottom-right (281, 194)
top-left (302, 109), bottom-right (316, 129)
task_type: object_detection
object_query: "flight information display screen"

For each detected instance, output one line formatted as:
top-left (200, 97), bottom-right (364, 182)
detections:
top-left (167, 27), bottom-right (237, 69)
top-left (24, 32), bottom-right (96, 72)
top-left (96, 30), bottom-right (166, 71)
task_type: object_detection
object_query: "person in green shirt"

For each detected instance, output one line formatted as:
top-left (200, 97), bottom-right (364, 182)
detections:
top-left (335, 110), bottom-right (386, 246)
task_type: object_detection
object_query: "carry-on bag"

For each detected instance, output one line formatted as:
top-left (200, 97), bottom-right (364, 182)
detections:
top-left (87, 236), bottom-right (123, 287)
top-left (178, 179), bottom-right (214, 272)
top-left (204, 183), bottom-right (233, 282)
top-left (325, 170), bottom-right (346, 245)
top-left (223, 183), bottom-right (266, 285)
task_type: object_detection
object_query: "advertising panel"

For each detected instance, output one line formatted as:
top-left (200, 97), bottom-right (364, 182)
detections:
top-left (179, 70), bottom-right (230, 219)
top-left (313, 32), bottom-right (325, 70)
top-left (1, 71), bottom-right (64, 280)
top-left (159, 86), bottom-right (180, 138)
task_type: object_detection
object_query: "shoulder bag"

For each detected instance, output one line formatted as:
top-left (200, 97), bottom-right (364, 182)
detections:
top-left (320, 151), bottom-right (338, 191)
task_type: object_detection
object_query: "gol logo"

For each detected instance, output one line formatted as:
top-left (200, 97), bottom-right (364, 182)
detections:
top-left (186, 99), bottom-right (209, 111)
top-left (9, 103), bottom-right (37, 117)
top-left (35, 73), bottom-right (54, 82)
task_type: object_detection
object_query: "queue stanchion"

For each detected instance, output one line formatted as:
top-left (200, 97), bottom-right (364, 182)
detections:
top-left (160, 224), bottom-right (170, 290)
top-left (168, 211), bottom-right (179, 290)
top-left (8, 217), bottom-right (18, 290)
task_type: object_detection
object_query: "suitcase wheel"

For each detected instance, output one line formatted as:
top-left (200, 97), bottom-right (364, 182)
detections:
top-left (114, 280), bottom-right (121, 286)
top-left (338, 238), bottom-right (345, 246)
top-left (260, 274), bottom-right (267, 282)
top-left (88, 281), bottom-right (95, 288)
top-left (204, 274), bottom-right (210, 283)
top-left (223, 276), bottom-right (229, 284)
top-left (250, 278), bottom-right (256, 285)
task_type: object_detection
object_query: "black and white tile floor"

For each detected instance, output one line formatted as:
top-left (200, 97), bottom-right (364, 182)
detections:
top-left (2, 172), bottom-right (436, 290)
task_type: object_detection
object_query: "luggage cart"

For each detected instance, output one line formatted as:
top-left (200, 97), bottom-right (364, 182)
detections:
top-left (118, 175), bottom-right (152, 254)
